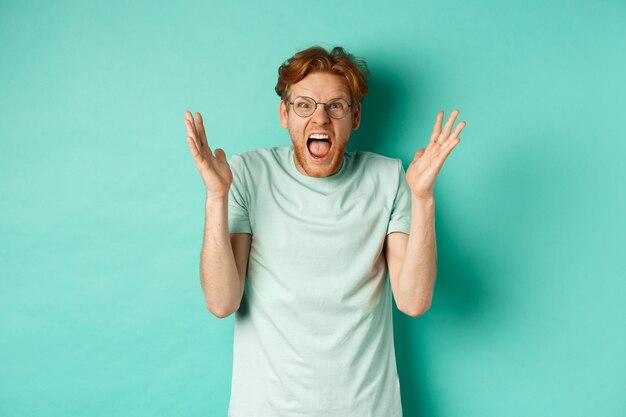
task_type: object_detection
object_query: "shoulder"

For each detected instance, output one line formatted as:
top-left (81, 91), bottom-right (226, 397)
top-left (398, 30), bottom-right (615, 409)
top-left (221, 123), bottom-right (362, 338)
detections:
top-left (229, 147), bottom-right (289, 170)
top-left (350, 150), bottom-right (403, 175)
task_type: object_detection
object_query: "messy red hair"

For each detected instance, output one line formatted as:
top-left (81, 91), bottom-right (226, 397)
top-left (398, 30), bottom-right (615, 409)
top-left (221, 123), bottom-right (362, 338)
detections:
top-left (275, 46), bottom-right (370, 104)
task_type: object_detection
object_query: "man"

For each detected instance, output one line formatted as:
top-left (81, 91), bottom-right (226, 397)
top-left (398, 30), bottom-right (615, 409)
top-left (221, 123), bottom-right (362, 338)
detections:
top-left (184, 46), bottom-right (465, 417)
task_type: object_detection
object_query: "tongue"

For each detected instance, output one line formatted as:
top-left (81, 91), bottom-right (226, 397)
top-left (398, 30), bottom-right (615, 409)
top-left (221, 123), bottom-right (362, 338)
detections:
top-left (308, 140), bottom-right (331, 158)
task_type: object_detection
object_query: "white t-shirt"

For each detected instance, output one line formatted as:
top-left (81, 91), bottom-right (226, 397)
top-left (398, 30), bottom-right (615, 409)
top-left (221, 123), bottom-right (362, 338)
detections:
top-left (226, 146), bottom-right (412, 417)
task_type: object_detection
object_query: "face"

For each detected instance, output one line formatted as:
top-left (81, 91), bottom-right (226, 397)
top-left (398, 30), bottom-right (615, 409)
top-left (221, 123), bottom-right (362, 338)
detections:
top-left (279, 72), bottom-right (361, 178)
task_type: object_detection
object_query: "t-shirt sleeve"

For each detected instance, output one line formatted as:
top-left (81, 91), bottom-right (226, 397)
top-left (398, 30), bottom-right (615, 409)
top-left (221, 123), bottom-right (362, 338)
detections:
top-left (227, 154), bottom-right (253, 234)
top-left (387, 159), bottom-right (412, 235)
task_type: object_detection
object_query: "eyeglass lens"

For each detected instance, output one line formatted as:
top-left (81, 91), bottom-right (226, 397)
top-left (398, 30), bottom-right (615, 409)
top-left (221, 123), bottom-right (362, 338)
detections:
top-left (292, 97), bottom-right (349, 119)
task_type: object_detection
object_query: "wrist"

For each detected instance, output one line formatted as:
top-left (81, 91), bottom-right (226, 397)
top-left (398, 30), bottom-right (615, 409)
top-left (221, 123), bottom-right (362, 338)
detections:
top-left (411, 193), bottom-right (435, 205)
top-left (205, 193), bottom-right (228, 206)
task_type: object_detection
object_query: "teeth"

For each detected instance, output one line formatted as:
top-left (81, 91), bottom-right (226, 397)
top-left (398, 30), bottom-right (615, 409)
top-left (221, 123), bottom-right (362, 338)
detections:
top-left (309, 133), bottom-right (330, 140)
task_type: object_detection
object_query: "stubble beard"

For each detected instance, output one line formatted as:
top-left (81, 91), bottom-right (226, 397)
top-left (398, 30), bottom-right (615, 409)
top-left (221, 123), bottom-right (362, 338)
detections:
top-left (292, 140), bottom-right (345, 178)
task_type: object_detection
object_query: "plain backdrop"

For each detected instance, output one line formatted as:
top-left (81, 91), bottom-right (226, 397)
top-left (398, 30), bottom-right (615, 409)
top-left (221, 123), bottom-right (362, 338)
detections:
top-left (1, 1), bottom-right (625, 416)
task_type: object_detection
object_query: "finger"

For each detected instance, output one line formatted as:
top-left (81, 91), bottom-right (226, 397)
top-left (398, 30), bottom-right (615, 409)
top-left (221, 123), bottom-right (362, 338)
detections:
top-left (184, 111), bottom-right (200, 145)
top-left (413, 148), bottom-right (426, 160)
top-left (187, 111), bottom-right (202, 146)
top-left (185, 110), bottom-right (197, 134)
top-left (184, 118), bottom-right (201, 150)
top-left (195, 112), bottom-right (211, 151)
top-left (436, 137), bottom-right (460, 161)
top-left (186, 136), bottom-right (200, 157)
top-left (430, 111), bottom-right (444, 143)
top-left (448, 121), bottom-right (466, 141)
top-left (440, 109), bottom-right (460, 140)
top-left (439, 123), bottom-right (465, 150)
top-left (187, 136), bottom-right (215, 170)
top-left (214, 148), bottom-right (227, 163)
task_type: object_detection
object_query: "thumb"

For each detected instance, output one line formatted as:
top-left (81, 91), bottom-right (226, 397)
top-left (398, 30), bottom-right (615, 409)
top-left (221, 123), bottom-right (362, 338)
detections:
top-left (214, 148), bottom-right (227, 162)
top-left (413, 148), bottom-right (426, 160)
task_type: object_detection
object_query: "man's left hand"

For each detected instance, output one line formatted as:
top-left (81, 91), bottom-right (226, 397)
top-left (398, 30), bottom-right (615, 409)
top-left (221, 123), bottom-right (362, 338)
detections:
top-left (406, 109), bottom-right (466, 199)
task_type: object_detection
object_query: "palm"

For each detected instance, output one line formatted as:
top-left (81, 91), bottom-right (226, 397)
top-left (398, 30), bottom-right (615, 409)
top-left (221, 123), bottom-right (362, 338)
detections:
top-left (184, 111), bottom-right (233, 199)
top-left (406, 110), bottom-right (466, 199)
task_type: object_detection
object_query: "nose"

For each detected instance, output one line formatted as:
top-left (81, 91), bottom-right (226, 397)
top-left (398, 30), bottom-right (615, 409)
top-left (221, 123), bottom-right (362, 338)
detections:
top-left (311, 103), bottom-right (330, 124)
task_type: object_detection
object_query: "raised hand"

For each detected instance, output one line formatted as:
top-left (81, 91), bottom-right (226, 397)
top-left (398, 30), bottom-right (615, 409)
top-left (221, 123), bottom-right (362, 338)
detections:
top-left (184, 111), bottom-right (233, 200)
top-left (406, 109), bottom-right (466, 199)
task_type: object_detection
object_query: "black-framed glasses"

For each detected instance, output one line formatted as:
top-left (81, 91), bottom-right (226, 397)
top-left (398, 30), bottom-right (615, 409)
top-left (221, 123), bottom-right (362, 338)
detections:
top-left (287, 96), bottom-right (353, 119)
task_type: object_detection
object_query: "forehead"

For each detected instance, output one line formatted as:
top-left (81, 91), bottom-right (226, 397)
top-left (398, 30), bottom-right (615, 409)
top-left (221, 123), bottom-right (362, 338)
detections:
top-left (289, 72), bottom-right (351, 100)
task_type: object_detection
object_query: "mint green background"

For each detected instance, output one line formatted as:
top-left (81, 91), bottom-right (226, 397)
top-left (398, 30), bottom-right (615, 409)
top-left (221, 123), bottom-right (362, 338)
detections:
top-left (1, 1), bottom-right (625, 416)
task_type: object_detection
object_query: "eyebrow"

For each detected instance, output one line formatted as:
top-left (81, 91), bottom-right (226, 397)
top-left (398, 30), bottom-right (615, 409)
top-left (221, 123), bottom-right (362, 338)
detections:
top-left (292, 86), bottom-right (351, 101)
top-left (292, 93), bottom-right (351, 102)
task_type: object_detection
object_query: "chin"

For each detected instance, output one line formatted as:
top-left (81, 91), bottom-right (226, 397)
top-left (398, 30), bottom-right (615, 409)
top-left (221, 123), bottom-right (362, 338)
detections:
top-left (294, 144), bottom-right (342, 178)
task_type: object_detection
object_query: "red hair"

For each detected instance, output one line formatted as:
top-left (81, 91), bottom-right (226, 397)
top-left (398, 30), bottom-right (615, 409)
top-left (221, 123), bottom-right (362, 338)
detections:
top-left (275, 46), bottom-right (370, 104)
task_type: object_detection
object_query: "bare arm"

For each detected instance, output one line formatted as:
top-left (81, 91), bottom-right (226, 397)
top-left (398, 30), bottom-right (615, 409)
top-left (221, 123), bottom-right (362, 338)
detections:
top-left (389, 109), bottom-right (464, 316)
top-left (184, 110), bottom-right (250, 318)
top-left (200, 198), bottom-right (251, 318)
top-left (384, 196), bottom-right (437, 317)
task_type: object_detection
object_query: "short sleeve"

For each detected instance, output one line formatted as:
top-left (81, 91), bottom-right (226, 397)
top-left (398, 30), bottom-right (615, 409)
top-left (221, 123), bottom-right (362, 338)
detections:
top-left (387, 159), bottom-right (412, 235)
top-left (228, 154), bottom-right (253, 234)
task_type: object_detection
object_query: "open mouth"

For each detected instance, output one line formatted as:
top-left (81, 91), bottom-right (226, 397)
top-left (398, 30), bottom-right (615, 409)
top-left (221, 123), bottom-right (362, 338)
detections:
top-left (307, 133), bottom-right (332, 160)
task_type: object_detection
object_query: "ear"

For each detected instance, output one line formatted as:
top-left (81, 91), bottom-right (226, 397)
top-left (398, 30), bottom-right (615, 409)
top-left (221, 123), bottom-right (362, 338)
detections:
top-left (279, 99), bottom-right (289, 128)
top-left (351, 102), bottom-right (361, 130)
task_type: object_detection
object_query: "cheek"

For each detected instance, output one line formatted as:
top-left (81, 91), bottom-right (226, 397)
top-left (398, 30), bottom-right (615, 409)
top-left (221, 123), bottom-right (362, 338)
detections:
top-left (287, 126), bottom-right (304, 143)
top-left (337, 122), bottom-right (354, 138)
top-left (288, 121), bottom-right (306, 136)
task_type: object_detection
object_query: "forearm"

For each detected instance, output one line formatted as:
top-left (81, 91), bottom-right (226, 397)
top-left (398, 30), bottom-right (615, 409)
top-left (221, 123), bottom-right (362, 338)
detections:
top-left (397, 195), bottom-right (438, 316)
top-left (200, 197), bottom-right (241, 317)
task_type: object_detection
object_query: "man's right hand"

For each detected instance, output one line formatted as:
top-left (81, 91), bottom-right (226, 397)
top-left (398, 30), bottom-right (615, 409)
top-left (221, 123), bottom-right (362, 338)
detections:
top-left (184, 111), bottom-right (233, 200)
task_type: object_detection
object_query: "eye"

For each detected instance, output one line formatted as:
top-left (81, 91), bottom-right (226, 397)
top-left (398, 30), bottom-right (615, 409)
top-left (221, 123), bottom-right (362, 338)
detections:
top-left (327, 100), bottom-right (345, 110)
top-left (294, 97), bottom-right (315, 110)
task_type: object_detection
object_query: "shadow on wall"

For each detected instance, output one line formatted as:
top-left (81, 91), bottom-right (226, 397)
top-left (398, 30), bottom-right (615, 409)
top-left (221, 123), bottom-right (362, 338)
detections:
top-left (355, 61), bottom-right (488, 416)
top-left (347, 65), bottom-right (409, 154)
top-left (392, 212), bottom-right (485, 417)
